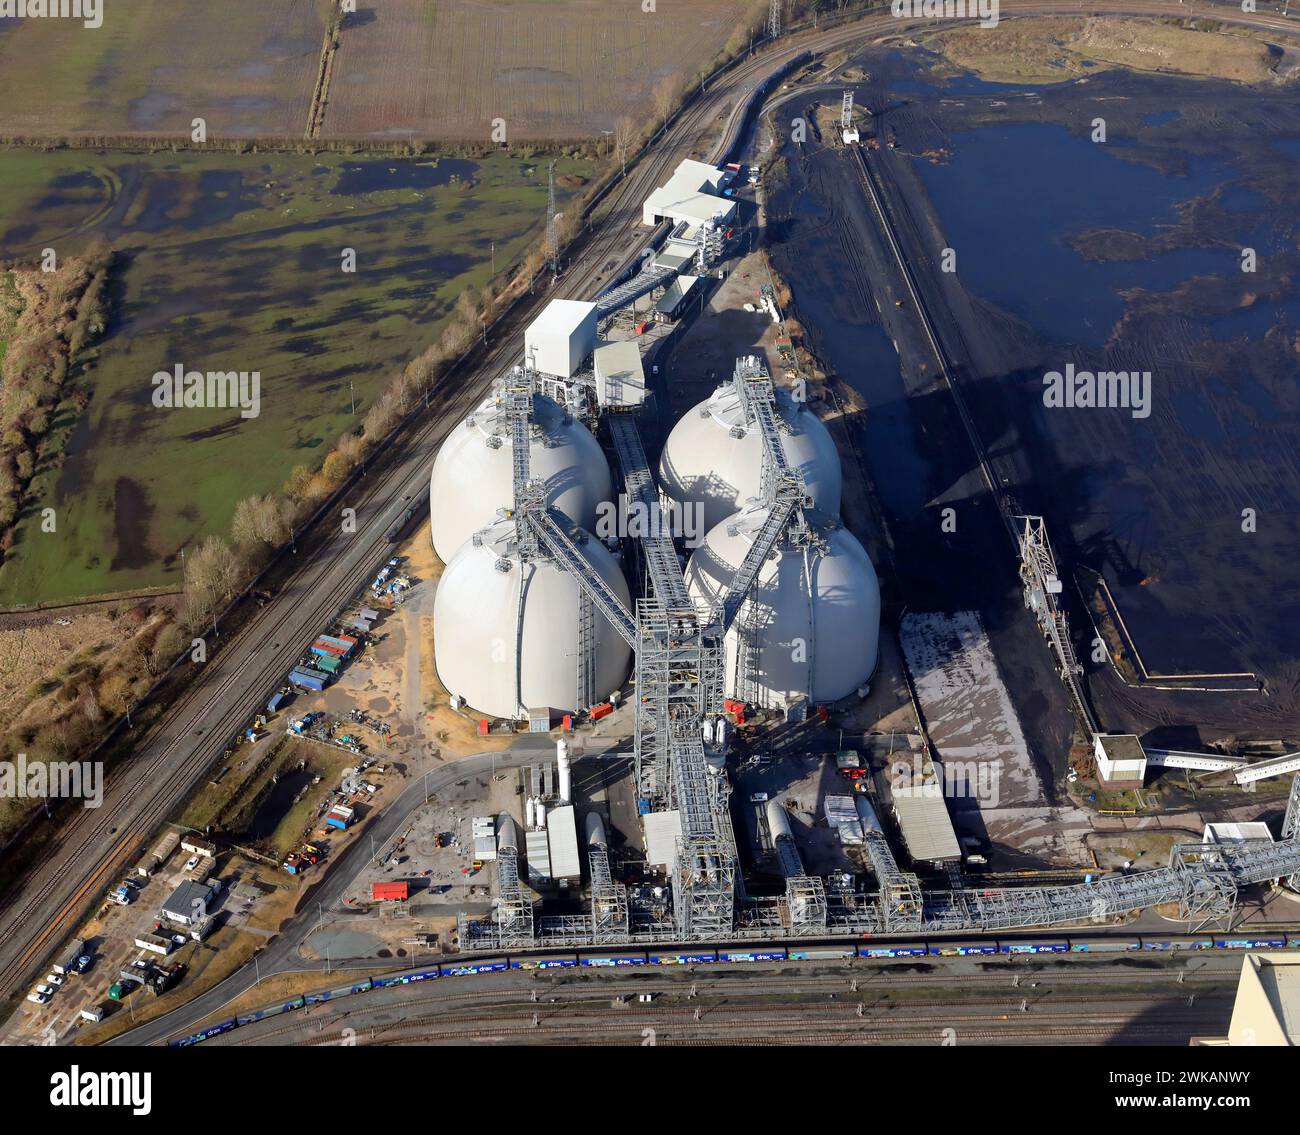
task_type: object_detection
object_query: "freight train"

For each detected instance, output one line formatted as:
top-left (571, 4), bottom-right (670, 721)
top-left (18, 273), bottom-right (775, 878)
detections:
top-left (169, 930), bottom-right (1298, 1047)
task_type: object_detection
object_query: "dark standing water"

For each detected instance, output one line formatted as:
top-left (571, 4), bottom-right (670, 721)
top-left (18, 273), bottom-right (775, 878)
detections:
top-left (331, 158), bottom-right (479, 195)
top-left (914, 123), bottom-right (1239, 344)
top-left (244, 768), bottom-right (314, 841)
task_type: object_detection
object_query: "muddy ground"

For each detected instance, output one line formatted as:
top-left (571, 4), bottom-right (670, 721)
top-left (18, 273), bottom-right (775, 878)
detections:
top-left (765, 45), bottom-right (1300, 772)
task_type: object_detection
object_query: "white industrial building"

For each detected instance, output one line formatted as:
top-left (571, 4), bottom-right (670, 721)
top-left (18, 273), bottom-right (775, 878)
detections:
top-left (642, 158), bottom-right (737, 229)
top-left (547, 804), bottom-right (581, 882)
top-left (1203, 822), bottom-right (1274, 846)
top-left (593, 339), bottom-right (647, 410)
top-left (429, 388), bottom-right (612, 563)
top-left (525, 299), bottom-right (598, 379)
top-left (1094, 733), bottom-right (1147, 788)
top-left (643, 810), bottom-right (683, 870)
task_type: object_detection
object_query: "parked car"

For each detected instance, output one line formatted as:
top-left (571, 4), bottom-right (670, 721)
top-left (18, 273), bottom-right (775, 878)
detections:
top-left (35, 984), bottom-right (54, 996)
top-left (72, 954), bottom-right (93, 975)
top-left (44, 973), bottom-right (64, 987)
top-left (27, 991), bottom-right (49, 1005)
top-left (183, 855), bottom-right (200, 872)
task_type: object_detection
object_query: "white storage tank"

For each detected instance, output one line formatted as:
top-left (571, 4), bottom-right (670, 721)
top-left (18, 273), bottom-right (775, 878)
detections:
top-left (684, 501), bottom-right (880, 709)
top-left (658, 382), bottom-right (842, 535)
top-left (434, 519), bottom-right (632, 720)
top-left (429, 388), bottom-right (612, 563)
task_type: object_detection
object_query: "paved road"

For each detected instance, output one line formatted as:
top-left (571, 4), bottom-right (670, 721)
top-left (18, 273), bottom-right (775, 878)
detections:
top-left (107, 747), bottom-right (549, 1046)
top-left (3, 0), bottom-right (1296, 1022)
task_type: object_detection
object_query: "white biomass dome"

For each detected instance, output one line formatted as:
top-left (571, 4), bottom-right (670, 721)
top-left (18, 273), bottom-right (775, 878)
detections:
top-left (685, 501), bottom-right (880, 710)
top-left (429, 390), bottom-right (612, 563)
top-left (433, 519), bottom-right (632, 720)
top-left (658, 383), bottom-right (842, 536)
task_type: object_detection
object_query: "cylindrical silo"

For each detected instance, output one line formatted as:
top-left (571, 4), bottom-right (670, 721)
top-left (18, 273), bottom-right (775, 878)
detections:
top-left (658, 381), bottom-right (842, 536)
top-left (433, 518), bottom-right (632, 719)
top-left (684, 501), bottom-right (880, 710)
top-left (429, 387), bottom-right (613, 563)
top-left (496, 814), bottom-right (519, 853)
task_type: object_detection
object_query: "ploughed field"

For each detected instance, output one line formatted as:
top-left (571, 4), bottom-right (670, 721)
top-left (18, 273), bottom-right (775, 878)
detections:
top-left (0, 0), bottom-right (753, 142)
top-left (0, 149), bottom-right (591, 605)
top-left (0, 0), bottom-right (333, 138)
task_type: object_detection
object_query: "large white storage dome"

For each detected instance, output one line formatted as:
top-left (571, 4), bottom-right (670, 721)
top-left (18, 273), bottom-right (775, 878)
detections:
top-left (685, 501), bottom-right (880, 709)
top-left (658, 383), bottom-right (842, 536)
top-left (429, 390), bottom-right (612, 563)
top-left (433, 519), bottom-right (632, 719)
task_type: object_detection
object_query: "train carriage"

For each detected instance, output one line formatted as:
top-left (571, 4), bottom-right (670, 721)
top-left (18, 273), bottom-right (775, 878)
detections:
top-left (718, 948), bottom-right (788, 963)
top-left (858, 942), bottom-right (927, 958)
top-left (1000, 939), bottom-right (1069, 954)
top-left (511, 956), bottom-right (579, 970)
top-left (1213, 935), bottom-right (1287, 950)
top-left (1069, 937), bottom-right (1141, 953)
top-left (440, 958), bottom-right (508, 976)
top-left (788, 945), bottom-right (856, 960)
top-left (1141, 935), bottom-right (1213, 950)
top-left (578, 949), bottom-right (649, 967)
top-left (928, 940), bottom-right (999, 957)
top-left (647, 949), bottom-right (719, 965)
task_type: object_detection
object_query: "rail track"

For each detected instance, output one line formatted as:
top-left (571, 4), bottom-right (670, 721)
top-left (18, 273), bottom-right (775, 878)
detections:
top-left (2, 0), bottom-right (1297, 1019)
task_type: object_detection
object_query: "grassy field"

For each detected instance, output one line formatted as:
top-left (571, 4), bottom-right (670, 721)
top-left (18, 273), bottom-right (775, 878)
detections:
top-left (0, 0), bottom-right (331, 138)
top-left (0, 147), bottom-right (591, 605)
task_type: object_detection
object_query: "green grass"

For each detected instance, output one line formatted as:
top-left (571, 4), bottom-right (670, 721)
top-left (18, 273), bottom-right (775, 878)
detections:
top-left (0, 147), bottom-right (591, 605)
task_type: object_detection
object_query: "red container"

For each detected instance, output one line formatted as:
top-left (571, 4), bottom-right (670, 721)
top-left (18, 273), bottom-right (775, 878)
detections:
top-left (723, 698), bottom-right (746, 715)
top-left (478, 719), bottom-right (490, 736)
top-left (816, 705), bottom-right (830, 723)
top-left (590, 702), bottom-right (613, 721)
top-left (635, 322), bottom-right (649, 335)
top-left (372, 881), bottom-right (409, 902)
top-left (561, 714), bottom-right (573, 732)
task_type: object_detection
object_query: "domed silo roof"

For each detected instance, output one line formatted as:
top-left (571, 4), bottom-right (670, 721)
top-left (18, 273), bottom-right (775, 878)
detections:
top-left (433, 518), bottom-right (632, 720)
top-left (429, 390), bottom-right (612, 563)
top-left (684, 501), bottom-right (879, 709)
top-left (658, 383), bottom-right (842, 536)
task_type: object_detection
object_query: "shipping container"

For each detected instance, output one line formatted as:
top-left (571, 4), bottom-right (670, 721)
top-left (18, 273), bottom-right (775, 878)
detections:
top-left (315, 655), bottom-right (342, 674)
top-left (310, 641), bottom-right (348, 658)
top-left (371, 881), bottom-right (409, 901)
top-left (267, 691), bottom-right (288, 714)
top-left (590, 702), bottom-right (613, 721)
top-left (289, 667), bottom-right (328, 692)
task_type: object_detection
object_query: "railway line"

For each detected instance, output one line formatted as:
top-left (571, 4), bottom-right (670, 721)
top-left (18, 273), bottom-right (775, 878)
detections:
top-left (2, 0), bottom-right (1297, 1022)
top-left (214, 972), bottom-right (1234, 1046)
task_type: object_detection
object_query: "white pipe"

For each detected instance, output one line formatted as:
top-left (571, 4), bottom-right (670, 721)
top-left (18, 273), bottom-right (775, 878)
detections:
top-left (557, 738), bottom-right (572, 805)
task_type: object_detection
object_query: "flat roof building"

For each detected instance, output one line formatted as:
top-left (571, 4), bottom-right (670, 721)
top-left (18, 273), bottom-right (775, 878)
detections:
top-left (161, 879), bottom-right (219, 926)
top-left (1094, 733), bottom-right (1147, 788)
top-left (654, 275), bottom-right (700, 323)
top-left (643, 810), bottom-right (683, 870)
top-left (547, 805), bottom-right (581, 881)
top-left (643, 159), bottom-right (737, 229)
top-left (1204, 821), bottom-right (1274, 844)
top-left (524, 299), bottom-right (597, 379)
top-left (593, 339), bottom-right (647, 410)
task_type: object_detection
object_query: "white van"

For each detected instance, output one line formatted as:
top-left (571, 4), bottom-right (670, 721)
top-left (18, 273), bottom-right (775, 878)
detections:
top-left (79, 1007), bottom-right (104, 1023)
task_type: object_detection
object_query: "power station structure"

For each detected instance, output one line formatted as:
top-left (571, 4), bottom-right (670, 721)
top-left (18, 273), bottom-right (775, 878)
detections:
top-left (429, 159), bottom-right (1300, 952)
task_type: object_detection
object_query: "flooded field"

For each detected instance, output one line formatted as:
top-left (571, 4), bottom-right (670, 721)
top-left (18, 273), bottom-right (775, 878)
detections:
top-left (0, 149), bottom-right (591, 604)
